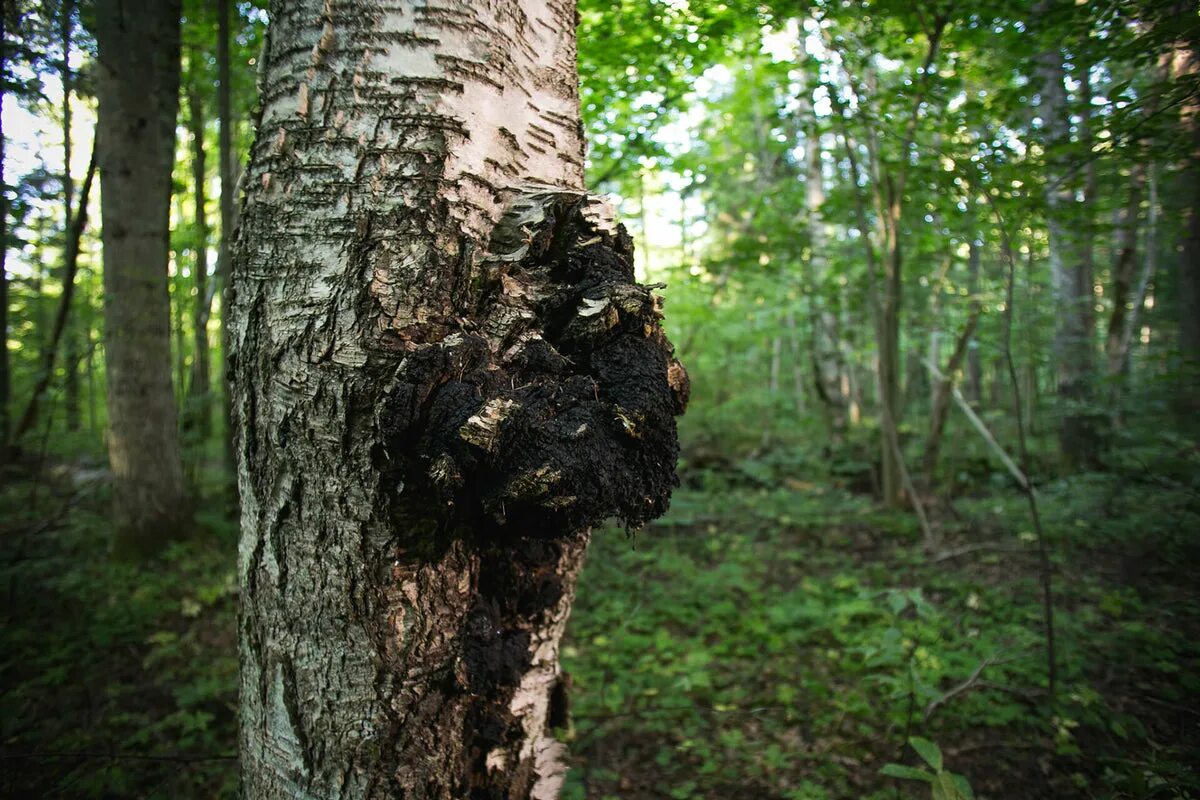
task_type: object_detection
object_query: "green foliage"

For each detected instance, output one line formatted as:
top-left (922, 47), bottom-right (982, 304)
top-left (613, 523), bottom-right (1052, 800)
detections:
top-left (557, 458), bottom-right (1200, 799)
top-left (0, 478), bottom-right (239, 798)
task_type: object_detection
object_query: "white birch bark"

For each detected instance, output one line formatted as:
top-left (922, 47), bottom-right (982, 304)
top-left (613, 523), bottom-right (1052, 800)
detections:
top-left (232, 3), bottom-right (684, 798)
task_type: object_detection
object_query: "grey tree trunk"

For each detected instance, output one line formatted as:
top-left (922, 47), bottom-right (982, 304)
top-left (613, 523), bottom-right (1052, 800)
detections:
top-left (94, 0), bottom-right (189, 555)
top-left (231, 3), bottom-right (685, 798)
top-left (1035, 6), bottom-right (1099, 466)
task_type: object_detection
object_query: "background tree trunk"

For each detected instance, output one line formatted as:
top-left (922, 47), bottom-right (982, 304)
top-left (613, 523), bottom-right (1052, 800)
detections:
top-left (94, 0), bottom-right (189, 555)
top-left (216, 0), bottom-right (238, 490)
top-left (0, 2), bottom-right (10, 455)
top-left (232, 3), bottom-right (684, 798)
top-left (187, 70), bottom-right (212, 440)
top-left (1172, 28), bottom-right (1200, 410)
top-left (1036, 3), bottom-right (1099, 467)
top-left (61, 0), bottom-right (82, 433)
top-left (966, 241), bottom-right (983, 406)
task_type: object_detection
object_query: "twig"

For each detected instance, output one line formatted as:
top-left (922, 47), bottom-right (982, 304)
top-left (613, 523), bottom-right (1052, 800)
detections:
top-left (989, 195), bottom-right (1058, 705)
top-left (928, 541), bottom-right (1031, 563)
top-left (924, 655), bottom-right (998, 721)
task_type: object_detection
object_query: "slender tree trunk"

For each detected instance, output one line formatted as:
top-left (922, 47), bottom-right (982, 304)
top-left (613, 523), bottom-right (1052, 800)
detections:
top-left (13, 148), bottom-right (96, 442)
top-left (1036, 3), bottom-right (1099, 467)
top-left (0, 2), bottom-right (10, 455)
top-left (95, 0), bottom-right (189, 555)
top-left (232, 3), bottom-right (684, 797)
top-left (1173, 28), bottom-right (1200, 409)
top-left (60, 0), bottom-right (82, 433)
top-left (805, 127), bottom-right (846, 439)
top-left (1120, 166), bottom-right (1158, 380)
top-left (1105, 163), bottom-right (1145, 399)
top-left (216, 0), bottom-right (238, 491)
top-left (966, 241), bottom-right (983, 406)
top-left (923, 299), bottom-right (982, 486)
top-left (187, 71), bottom-right (212, 439)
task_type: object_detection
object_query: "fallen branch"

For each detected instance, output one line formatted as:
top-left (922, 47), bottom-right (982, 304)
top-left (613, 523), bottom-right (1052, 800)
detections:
top-left (923, 358), bottom-right (1029, 492)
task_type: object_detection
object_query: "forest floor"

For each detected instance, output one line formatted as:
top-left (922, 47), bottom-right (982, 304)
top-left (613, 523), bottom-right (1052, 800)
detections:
top-left (2, 446), bottom-right (1198, 799)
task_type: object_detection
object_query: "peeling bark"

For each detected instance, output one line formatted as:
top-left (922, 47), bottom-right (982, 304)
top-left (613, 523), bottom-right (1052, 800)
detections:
top-left (232, 3), bottom-right (685, 797)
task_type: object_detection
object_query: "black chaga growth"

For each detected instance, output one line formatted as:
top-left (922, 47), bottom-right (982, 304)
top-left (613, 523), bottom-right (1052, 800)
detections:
top-left (379, 191), bottom-right (688, 538)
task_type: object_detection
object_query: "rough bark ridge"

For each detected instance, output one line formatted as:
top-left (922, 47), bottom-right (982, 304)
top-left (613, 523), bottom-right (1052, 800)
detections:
top-left (231, 3), bottom-right (685, 798)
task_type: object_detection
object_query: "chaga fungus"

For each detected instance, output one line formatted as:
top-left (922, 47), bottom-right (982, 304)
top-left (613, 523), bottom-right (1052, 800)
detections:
top-left (380, 190), bottom-right (688, 538)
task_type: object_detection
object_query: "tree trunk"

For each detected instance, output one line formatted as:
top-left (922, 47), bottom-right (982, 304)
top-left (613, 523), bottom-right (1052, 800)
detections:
top-left (922, 298), bottom-right (982, 487)
top-left (232, 3), bottom-right (685, 797)
top-left (13, 148), bottom-right (96, 442)
top-left (61, 0), bottom-right (82, 433)
top-left (1105, 164), bottom-right (1145, 386)
top-left (94, 0), bottom-right (189, 555)
top-left (1173, 28), bottom-right (1200, 409)
top-left (0, 3), bottom-right (10, 455)
top-left (1035, 3), bottom-right (1099, 467)
top-left (217, 0), bottom-right (238, 492)
top-left (966, 241), bottom-right (983, 406)
top-left (187, 70), bottom-right (212, 439)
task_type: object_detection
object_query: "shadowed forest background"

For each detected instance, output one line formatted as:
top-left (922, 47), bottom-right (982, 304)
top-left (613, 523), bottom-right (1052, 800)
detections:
top-left (2, 0), bottom-right (1199, 798)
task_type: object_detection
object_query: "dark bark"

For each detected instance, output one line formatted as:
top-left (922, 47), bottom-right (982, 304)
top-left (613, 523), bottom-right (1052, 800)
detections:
top-left (216, 0), bottom-right (237, 488)
top-left (187, 69), bottom-right (212, 439)
top-left (94, 0), bottom-right (189, 555)
top-left (1105, 164), bottom-right (1144, 382)
top-left (61, 0), bottom-right (81, 432)
top-left (1175, 36), bottom-right (1200, 408)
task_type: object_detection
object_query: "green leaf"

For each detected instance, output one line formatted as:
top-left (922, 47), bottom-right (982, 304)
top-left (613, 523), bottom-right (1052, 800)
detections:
top-left (932, 771), bottom-right (959, 800)
top-left (951, 773), bottom-right (975, 799)
top-left (880, 763), bottom-right (935, 783)
top-left (909, 737), bottom-right (944, 771)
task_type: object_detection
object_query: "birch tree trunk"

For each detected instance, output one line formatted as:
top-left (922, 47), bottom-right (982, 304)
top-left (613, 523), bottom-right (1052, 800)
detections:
top-left (94, 0), bottom-right (189, 555)
top-left (231, 3), bottom-right (686, 798)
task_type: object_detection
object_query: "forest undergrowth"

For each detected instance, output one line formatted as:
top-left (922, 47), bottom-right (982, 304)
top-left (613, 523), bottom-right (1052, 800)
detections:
top-left (2, 439), bottom-right (1198, 800)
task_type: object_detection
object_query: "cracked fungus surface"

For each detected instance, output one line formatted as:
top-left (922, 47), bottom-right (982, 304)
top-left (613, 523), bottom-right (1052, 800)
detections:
top-left (379, 192), bottom-right (689, 538)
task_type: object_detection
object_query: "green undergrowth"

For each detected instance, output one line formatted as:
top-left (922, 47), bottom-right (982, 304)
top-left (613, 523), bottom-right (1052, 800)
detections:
top-left (0, 472), bottom-right (239, 798)
top-left (2, 448), bottom-right (1198, 799)
top-left (561, 461), bottom-right (1200, 800)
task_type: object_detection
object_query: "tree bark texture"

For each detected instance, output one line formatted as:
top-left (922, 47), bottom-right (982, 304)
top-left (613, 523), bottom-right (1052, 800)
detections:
top-left (231, 3), bottom-right (686, 798)
top-left (94, 0), bottom-right (189, 554)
